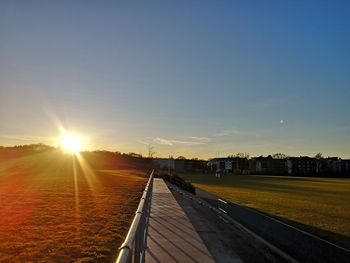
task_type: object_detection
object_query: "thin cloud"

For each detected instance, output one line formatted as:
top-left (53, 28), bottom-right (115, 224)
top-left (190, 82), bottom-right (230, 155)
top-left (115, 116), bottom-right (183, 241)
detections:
top-left (214, 130), bottom-right (241, 137)
top-left (153, 138), bottom-right (174, 146)
top-left (153, 137), bottom-right (208, 146)
top-left (246, 96), bottom-right (298, 109)
top-left (0, 134), bottom-right (53, 142)
top-left (214, 129), bottom-right (261, 138)
top-left (137, 140), bottom-right (149, 145)
top-left (185, 136), bottom-right (211, 143)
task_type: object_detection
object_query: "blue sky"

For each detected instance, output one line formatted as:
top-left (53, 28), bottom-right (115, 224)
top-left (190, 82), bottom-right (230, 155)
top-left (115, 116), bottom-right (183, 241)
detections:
top-left (1, 1), bottom-right (349, 158)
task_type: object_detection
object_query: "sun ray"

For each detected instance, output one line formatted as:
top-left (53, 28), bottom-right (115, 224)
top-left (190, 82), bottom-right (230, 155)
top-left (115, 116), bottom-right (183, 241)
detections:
top-left (72, 156), bottom-right (81, 237)
top-left (75, 153), bottom-right (100, 194)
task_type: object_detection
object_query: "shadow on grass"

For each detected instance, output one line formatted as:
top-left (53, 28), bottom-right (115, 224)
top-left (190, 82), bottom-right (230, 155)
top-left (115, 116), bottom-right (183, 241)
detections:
top-left (260, 210), bottom-right (350, 250)
top-left (195, 186), bottom-right (350, 262)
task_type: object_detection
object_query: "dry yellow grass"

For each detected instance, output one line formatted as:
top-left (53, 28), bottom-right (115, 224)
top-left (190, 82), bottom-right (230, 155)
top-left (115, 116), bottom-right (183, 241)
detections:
top-left (0, 151), bottom-right (147, 262)
top-left (180, 173), bottom-right (350, 249)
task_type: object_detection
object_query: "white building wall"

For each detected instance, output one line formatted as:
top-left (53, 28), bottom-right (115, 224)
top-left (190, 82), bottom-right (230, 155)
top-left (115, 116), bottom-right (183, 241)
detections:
top-left (225, 160), bottom-right (232, 171)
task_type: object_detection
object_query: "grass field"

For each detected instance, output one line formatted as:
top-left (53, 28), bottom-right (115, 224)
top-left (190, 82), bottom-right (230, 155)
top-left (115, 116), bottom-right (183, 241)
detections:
top-left (179, 172), bottom-right (350, 249)
top-left (0, 151), bottom-right (147, 262)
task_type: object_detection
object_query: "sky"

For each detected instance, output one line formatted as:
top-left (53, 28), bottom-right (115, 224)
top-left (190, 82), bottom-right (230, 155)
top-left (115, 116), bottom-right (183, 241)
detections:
top-left (0, 1), bottom-right (349, 159)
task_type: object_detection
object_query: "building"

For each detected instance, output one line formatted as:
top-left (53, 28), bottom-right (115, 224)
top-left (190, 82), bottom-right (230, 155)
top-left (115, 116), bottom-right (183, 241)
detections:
top-left (157, 156), bottom-right (350, 177)
top-left (250, 156), bottom-right (274, 174)
top-left (271, 158), bottom-right (288, 175)
top-left (324, 157), bottom-right (342, 175)
top-left (208, 158), bottom-right (232, 172)
top-left (341, 159), bottom-right (350, 175)
top-left (231, 157), bottom-right (249, 174)
top-left (284, 157), bottom-right (350, 176)
top-left (286, 159), bottom-right (293, 175)
top-left (288, 157), bottom-right (318, 176)
top-left (153, 158), bottom-right (207, 173)
top-left (208, 157), bottom-right (249, 174)
top-left (153, 158), bottom-right (175, 171)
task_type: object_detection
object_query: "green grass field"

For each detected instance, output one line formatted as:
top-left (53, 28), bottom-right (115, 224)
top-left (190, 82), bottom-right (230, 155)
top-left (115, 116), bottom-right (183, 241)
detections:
top-left (179, 172), bottom-right (350, 249)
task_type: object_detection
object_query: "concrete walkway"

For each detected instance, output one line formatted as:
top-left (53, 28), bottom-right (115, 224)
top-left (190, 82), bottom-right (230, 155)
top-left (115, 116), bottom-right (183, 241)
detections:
top-left (146, 178), bottom-right (215, 263)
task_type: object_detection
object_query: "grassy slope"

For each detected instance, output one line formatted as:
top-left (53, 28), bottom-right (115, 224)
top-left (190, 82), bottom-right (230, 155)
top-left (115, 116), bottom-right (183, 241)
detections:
top-left (179, 172), bottom-right (350, 249)
top-left (0, 151), bottom-right (147, 262)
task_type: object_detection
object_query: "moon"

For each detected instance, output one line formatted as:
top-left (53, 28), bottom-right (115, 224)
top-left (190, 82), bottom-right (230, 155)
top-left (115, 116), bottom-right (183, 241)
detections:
top-left (280, 119), bottom-right (284, 124)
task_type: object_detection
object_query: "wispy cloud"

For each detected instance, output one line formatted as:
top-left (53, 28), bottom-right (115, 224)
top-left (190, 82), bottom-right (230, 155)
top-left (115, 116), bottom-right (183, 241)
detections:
top-left (213, 129), bottom-right (261, 138)
top-left (153, 137), bottom-right (208, 146)
top-left (246, 96), bottom-right (298, 109)
top-left (185, 136), bottom-right (211, 143)
top-left (154, 138), bottom-right (174, 146)
top-left (137, 140), bottom-right (149, 145)
top-left (214, 130), bottom-right (241, 137)
top-left (0, 134), bottom-right (53, 142)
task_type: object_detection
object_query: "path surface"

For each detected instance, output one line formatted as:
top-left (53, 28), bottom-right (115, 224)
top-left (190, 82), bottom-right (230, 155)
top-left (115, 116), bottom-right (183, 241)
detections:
top-left (145, 179), bottom-right (215, 263)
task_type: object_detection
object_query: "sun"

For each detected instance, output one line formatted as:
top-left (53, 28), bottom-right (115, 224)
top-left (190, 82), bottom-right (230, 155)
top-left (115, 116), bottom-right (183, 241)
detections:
top-left (61, 135), bottom-right (82, 154)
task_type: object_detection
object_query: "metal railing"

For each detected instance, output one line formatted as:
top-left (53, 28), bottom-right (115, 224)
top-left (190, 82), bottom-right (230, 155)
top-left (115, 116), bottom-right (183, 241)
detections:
top-left (116, 170), bottom-right (154, 263)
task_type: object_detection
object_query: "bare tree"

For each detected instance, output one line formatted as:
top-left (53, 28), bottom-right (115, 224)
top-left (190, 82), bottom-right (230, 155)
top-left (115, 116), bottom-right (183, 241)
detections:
top-left (147, 144), bottom-right (156, 158)
top-left (315, 152), bottom-right (323, 159)
top-left (228, 152), bottom-right (250, 159)
top-left (272, 153), bottom-right (288, 159)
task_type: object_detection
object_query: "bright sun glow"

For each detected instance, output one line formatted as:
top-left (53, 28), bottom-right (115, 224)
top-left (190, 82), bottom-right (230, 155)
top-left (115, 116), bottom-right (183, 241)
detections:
top-left (61, 135), bottom-right (82, 154)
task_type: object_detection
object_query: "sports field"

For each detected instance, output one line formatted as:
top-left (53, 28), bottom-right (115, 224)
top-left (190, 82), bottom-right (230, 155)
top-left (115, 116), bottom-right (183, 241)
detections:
top-left (0, 151), bottom-right (147, 262)
top-left (179, 173), bottom-right (350, 249)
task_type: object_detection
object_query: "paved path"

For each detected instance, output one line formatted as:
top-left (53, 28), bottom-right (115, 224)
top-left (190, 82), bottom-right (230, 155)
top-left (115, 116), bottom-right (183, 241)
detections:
top-left (146, 179), bottom-right (215, 263)
top-left (169, 185), bottom-right (281, 263)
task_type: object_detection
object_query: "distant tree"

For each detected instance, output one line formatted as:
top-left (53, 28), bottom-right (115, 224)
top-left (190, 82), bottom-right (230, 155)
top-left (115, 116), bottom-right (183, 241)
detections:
top-left (228, 152), bottom-right (250, 159)
top-left (315, 152), bottom-right (323, 159)
top-left (177, 156), bottom-right (186, 160)
top-left (272, 153), bottom-right (288, 159)
top-left (128, 152), bottom-right (142, 158)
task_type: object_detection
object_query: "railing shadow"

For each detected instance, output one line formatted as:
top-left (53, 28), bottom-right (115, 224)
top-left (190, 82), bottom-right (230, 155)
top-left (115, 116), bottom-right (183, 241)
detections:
top-left (146, 181), bottom-right (213, 263)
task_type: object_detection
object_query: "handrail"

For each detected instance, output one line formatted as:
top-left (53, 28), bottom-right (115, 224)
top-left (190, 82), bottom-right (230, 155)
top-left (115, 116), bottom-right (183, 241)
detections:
top-left (116, 170), bottom-right (154, 263)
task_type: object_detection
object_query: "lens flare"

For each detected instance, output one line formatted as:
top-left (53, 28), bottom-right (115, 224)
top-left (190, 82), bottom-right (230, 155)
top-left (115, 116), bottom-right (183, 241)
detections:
top-left (61, 135), bottom-right (82, 154)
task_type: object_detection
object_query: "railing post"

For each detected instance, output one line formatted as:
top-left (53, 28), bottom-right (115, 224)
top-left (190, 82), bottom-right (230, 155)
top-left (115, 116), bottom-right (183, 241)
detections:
top-left (116, 170), bottom-right (154, 263)
top-left (134, 223), bottom-right (140, 263)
